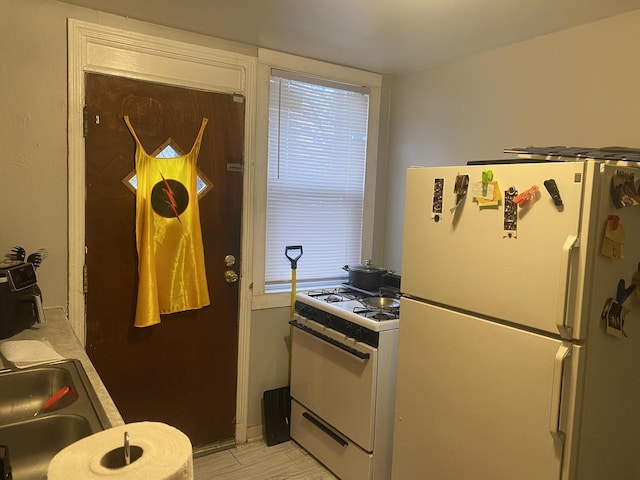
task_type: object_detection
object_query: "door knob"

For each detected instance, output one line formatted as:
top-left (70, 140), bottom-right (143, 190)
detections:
top-left (224, 270), bottom-right (239, 283)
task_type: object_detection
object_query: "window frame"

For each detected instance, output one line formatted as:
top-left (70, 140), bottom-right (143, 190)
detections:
top-left (252, 49), bottom-right (382, 309)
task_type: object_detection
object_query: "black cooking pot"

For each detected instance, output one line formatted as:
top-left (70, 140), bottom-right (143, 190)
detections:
top-left (343, 260), bottom-right (389, 291)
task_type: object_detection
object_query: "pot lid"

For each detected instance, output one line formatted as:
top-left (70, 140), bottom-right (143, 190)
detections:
top-left (345, 259), bottom-right (387, 273)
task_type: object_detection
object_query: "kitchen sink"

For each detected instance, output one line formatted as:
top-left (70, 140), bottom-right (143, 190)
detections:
top-left (0, 359), bottom-right (111, 480)
top-left (0, 363), bottom-right (76, 425)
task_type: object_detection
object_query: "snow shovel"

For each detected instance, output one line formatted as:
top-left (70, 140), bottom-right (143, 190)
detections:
top-left (263, 245), bottom-right (303, 447)
top-left (285, 245), bottom-right (303, 321)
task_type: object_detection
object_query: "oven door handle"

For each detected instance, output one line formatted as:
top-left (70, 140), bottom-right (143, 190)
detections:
top-left (289, 320), bottom-right (370, 360)
top-left (302, 412), bottom-right (348, 447)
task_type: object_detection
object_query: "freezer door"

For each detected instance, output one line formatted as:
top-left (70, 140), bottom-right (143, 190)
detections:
top-left (402, 161), bottom-right (590, 336)
top-left (392, 298), bottom-right (579, 480)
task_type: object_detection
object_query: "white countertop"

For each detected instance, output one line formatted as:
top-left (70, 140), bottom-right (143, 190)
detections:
top-left (0, 307), bottom-right (124, 427)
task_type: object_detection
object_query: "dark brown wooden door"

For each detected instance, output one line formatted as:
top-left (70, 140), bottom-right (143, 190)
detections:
top-left (84, 73), bottom-right (244, 449)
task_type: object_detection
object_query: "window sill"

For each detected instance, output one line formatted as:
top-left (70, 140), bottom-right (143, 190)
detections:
top-left (251, 278), bottom-right (348, 310)
top-left (252, 291), bottom-right (292, 310)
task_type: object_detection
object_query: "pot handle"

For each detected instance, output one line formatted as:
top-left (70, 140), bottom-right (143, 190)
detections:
top-left (342, 265), bottom-right (350, 272)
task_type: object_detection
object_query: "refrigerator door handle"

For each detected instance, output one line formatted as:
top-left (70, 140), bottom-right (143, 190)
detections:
top-left (556, 235), bottom-right (579, 337)
top-left (549, 343), bottom-right (572, 438)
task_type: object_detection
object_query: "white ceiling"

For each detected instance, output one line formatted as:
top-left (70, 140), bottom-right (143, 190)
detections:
top-left (55, 0), bottom-right (640, 74)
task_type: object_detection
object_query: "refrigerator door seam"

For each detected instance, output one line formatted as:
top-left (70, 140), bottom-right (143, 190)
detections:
top-left (401, 294), bottom-right (568, 341)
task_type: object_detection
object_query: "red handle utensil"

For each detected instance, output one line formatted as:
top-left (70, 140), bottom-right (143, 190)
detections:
top-left (34, 385), bottom-right (71, 416)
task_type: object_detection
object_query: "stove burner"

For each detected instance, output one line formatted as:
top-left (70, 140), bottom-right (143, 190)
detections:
top-left (306, 287), bottom-right (365, 302)
top-left (370, 312), bottom-right (395, 321)
top-left (325, 294), bottom-right (343, 303)
top-left (353, 306), bottom-right (399, 321)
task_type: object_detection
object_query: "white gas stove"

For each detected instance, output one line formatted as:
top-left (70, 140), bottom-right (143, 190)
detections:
top-left (290, 285), bottom-right (400, 480)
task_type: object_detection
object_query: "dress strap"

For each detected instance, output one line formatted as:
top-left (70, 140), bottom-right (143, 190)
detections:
top-left (188, 118), bottom-right (209, 155)
top-left (123, 116), bottom-right (143, 146)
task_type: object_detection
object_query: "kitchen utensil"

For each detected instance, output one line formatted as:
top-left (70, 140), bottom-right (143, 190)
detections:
top-left (359, 296), bottom-right (400, 312)
top-left (343, 260), bottom-right (390, 291)
top-left (27, 248), bottom-right (48, 269)
top-left (10, 246), bottom-right (25, 262)
top-left (34, 385), bottom-right (71, 416)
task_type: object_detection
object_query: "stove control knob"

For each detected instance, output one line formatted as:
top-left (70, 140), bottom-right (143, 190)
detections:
top-left (345, 323), bottom-right (354, 336)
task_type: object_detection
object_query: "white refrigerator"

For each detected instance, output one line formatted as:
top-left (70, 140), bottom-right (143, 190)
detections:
top-left (392, 159), bottom-right (640, 480)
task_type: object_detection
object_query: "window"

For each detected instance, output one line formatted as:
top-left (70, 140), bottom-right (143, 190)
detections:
top-left (264, 71), bottom-right (371, 291)
top-left (122, 140), bottom-right (212, 197)
top-left (253, 50), bottom-right (382, 303)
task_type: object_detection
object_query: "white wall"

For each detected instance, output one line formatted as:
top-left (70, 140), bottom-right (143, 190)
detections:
top-left (248, 306), bottom-right (291, 431)
top-left (383, 9), bottom-right (640, 273)
top-left (1, 1), bottom-right (71, 306)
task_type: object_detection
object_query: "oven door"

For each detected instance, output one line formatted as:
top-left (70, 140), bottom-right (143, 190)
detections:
top-left (290, 316), bottom-right (377, 451)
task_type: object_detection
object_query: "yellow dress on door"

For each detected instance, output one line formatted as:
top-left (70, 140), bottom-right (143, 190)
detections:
top-left (124, 116), bottom-right (210, 327)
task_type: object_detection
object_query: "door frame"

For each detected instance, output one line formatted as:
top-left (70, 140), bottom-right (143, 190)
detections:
top-left (67, 19), bottom-right (256, 443)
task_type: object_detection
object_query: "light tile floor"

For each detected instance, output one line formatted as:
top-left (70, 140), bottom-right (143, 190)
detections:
top-left (193, 440), bottom-right (338, 480)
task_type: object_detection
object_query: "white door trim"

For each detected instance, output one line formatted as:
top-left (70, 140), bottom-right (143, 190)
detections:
top-left (67, 18), bottom-right (255, 443)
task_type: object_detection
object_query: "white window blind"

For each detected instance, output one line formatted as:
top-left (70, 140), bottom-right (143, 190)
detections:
top-left (266, 70), bottom-right (370, 289)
